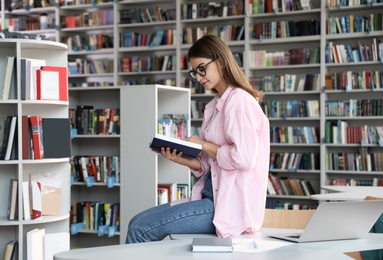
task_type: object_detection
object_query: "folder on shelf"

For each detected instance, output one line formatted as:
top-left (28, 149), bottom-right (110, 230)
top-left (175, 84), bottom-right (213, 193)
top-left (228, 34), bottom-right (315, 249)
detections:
top-left (42, 118), bottom-right (71, 158)
top-left (37, 66), bottom-right (68, 101)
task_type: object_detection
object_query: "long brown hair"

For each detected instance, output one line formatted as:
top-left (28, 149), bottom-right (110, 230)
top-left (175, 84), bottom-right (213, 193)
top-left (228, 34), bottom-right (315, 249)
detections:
top-left (188, 34), bottom-right (263, 101)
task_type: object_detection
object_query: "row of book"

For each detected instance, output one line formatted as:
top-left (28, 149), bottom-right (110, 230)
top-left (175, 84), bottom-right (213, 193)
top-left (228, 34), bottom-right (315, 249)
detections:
top-left (262, 100), bottom-right (320, 118)
top-left (157, 183), bottom-right (189, 205)
top-left (119, 7), bottom-right (174, 24)
top-left (326, 151), bottom-right (383, 172)
top-left (327, 177), bottom-right (383, 187)
top-left (328, 0), bottom-right (383, 8)
top-left (267, 173), bottom-right (316, 196)
top-left (71, 156), bottom-right (120, 183)
top-left (62, 34), bottom-right (114, 52)
top-left (250, 0), bottom-right (314, 15)
top-left (270, 126), bottom-right (320, 144)
top-left (181, 0), bottom-right (244, 20)
top-left (265, 201), bottom-right (317, 210)
top-left (269, 152), bottom-right (320, 171)
top-left (64, 0), bottom-right (113, 6)
top-left (61, 10), bottom-right (114, 28)
top-left (324, 121), bottom-right (383, 145)
top-left (158, 114), bottom-right (188, 140)
top-left (8, 172), bottom-right (63, 222)
top-left (5, 14), bottom-right (55, 32)
top-left (249, 48), bottom-right (320, 68)
top-left (250, 19), bottom-right (320, 40)
top-left (326, 40), bottom-right (383, 64)
top-left (68, 58), bottom-right (114, 75)
top-left (325, 71), bottom-right (383, 91)
top-left (119, 78), bottom-right (176, 87)
top-left (119, 55), bottom-right (176, 73)
top-left (182, 24), bottom-right (244, 44)
top-left (326, 13), bottom-right (383, 35)
top-left (0, 115), bottom-right (70, 160)
top-left (70, 106), bottom-right (120, 135)
top-left (325, 99), bottom-right (383, 117)
top-left (71, 201), bottom-right (119, 231)
top-left (190, 100), bottom-right (208, 120)
top-left (119, 29), bottom-right (174, 48)
top-left (252, 74), bottom-right (320, 92)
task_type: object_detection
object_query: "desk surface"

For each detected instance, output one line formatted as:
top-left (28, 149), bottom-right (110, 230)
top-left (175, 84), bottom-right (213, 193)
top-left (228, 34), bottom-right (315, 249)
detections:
top-left (54, 228), bottom-right (383, 260)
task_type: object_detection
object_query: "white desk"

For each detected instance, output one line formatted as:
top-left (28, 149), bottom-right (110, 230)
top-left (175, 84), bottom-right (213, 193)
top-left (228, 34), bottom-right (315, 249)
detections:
top-left (310, 186), bottom-right (383, 201)
top-left (54, 228), bottom-right (383, 260)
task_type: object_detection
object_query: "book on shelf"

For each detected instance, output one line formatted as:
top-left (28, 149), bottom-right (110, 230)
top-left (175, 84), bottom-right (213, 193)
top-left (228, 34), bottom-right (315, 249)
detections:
top-left (27, 228), bottom-right (45, 260)
top-left (7, 179), bottom-right (18, 221)
top-left (29, 115), bottom-right (44, 159)
top-left (36, 66), bottom-right (68, 101)
top-left (21, 115), bottom-right (32, 160)
top-left (2, 240), bottom-right (17, 260)
top-left (157, 187), bottom-right (168, 205)
top-left (1, 56), bottom-right (16, 100)
top-left (22, 181), bottom-right (31, 221)
top-left (149, 133), bottom-right (202, 159)
top-left (30, 172), bottom-right (62, 216)
top-left (158, 183), bottom-right (178, 203)
top-left (192, 237), bottom-right (233, 253)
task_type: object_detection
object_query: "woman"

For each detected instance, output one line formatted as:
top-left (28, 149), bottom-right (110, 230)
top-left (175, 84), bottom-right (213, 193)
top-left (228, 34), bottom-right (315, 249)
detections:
top-left (126, 34), bottom-right (270, 243)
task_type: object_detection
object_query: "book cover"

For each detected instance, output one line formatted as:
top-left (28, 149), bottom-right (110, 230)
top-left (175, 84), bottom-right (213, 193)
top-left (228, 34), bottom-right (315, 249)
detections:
top-left (30, 172), bottom-right (61, 216)
top-left (192, 237), bottom-right (233, 252)
top-left (29, 116), bottom-right (44, 159)
top-left (149, 134), bottom-right (202, 159)
top-left (42, 118), bottom-right (70, 159)
top-left (36, 69), bottom-right (60, 100)
top-left (30, 181), bottom-right (42, 219)
top-left (38, 66), bottom-right (68, 101)
top-left (2, 56), bottom-right (16, 100)
top-left (7, 179), bottom-right (18, 221)
top-left (2, 240), bottom-right (17, 260)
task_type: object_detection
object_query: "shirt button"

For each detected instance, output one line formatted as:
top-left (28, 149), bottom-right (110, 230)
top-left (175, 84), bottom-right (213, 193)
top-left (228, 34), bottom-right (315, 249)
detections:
top-left (213, 174), bottom-right (216, 177)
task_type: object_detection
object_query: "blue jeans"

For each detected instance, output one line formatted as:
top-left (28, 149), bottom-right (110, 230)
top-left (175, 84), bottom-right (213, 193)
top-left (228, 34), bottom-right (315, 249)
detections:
top-left (126, 173), bottom-right (215, 243)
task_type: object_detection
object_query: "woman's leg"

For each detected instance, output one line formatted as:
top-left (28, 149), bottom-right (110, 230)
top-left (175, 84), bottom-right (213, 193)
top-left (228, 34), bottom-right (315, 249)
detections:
top-left (126, 198), bottom-right (215, 243)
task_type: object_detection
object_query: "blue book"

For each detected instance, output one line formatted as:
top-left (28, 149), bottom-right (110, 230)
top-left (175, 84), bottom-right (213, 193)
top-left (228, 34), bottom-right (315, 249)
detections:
top-left (149, 134), bottom-right (202, 159)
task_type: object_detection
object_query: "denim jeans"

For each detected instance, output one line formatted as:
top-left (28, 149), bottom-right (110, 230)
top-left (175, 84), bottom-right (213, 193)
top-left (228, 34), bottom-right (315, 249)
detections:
top-left (126, 173), bottom-right (215, 243)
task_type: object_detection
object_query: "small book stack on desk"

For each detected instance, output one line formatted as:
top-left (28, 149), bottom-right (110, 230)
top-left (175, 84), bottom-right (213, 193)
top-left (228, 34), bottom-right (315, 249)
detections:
top-left (192, 237), bottom-right (233, 253)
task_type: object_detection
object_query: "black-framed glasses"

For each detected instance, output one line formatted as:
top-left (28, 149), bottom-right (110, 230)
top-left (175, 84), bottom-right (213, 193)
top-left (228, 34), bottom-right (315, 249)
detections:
top-left (189, 59), bottom-right (216, 80)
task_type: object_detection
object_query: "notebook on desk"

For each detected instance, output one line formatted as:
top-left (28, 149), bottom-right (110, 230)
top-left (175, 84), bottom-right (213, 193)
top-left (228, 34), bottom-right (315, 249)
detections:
top-left (270, 200), bottom-right (383, 243)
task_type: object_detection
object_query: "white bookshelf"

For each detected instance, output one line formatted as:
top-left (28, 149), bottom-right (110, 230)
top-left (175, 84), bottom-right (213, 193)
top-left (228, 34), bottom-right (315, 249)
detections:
top-left (0, 39), bottom-right (70, 260)
top-left (120, 84), bottom-right (191, 243)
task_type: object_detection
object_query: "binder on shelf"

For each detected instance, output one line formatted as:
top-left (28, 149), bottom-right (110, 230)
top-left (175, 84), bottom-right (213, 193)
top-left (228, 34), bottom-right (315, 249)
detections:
top-left (42, 118), bottom-right (71, 158)
top-left (1, 56), bottom-right (16, 100)
top-left (37, 66), bottom-right (68, 101)
top-left (30, 181), bottom-right (42, 220)
top-left (7, 179), bottom-right (18, 221)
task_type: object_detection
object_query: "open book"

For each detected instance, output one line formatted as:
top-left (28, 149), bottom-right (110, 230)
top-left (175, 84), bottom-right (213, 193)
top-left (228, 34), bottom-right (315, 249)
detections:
top-left (149, 134), bottom-right (202, 159)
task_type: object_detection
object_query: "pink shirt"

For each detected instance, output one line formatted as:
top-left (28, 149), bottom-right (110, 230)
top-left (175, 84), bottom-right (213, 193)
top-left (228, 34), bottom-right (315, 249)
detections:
top-left (190, 86), bottom-right (270, 238)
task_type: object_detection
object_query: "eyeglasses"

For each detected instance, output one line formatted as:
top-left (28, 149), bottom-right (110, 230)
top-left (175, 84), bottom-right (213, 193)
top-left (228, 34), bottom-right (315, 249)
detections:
top-left (189, 59), bottom-right (216, 80)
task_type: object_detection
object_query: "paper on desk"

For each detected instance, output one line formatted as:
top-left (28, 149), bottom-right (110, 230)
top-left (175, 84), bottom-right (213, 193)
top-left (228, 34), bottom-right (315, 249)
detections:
top-left (232, 239), bottom-right (291, 253)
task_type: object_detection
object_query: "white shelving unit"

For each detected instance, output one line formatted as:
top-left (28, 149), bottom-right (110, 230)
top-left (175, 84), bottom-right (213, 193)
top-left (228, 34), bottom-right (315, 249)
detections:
top-left (120, 84), bottom-right (191, 244)
top-left (0, 39), bottom-right (70, 260)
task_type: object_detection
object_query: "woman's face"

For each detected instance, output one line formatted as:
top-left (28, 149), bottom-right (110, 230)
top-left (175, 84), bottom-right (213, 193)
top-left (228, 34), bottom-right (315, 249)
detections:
top-left (189, 57), bottom-right (225, 94)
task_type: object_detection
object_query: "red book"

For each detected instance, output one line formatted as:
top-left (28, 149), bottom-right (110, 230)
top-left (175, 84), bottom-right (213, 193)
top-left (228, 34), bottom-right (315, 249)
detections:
top-left (29, 115), bottom-right (44, 159)
top-left (36, 66), bottom-right (68, 101)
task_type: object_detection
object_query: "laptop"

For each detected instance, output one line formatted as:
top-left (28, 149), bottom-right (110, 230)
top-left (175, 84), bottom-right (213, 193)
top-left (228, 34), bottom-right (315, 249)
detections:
top-left (269, 200), bottom-right (383, 243)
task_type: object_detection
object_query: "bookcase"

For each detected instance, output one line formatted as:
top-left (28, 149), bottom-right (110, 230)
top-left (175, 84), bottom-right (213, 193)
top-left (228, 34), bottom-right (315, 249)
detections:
top-left (120, 84), bottom-right (191, 244)
top-left (0, 39), bottom-right (70, 260)
top-left (3, 0), bottom-right (383, 248)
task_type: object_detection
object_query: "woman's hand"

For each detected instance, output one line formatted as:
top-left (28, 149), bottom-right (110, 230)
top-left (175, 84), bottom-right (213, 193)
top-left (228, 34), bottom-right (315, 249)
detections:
top-left (185, 135), bottom-right (205, 146)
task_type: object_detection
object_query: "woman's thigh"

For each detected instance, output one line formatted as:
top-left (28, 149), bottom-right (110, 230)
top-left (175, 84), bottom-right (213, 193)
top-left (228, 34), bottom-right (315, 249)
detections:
top-left (127, 198), bottom-right (215, 243)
